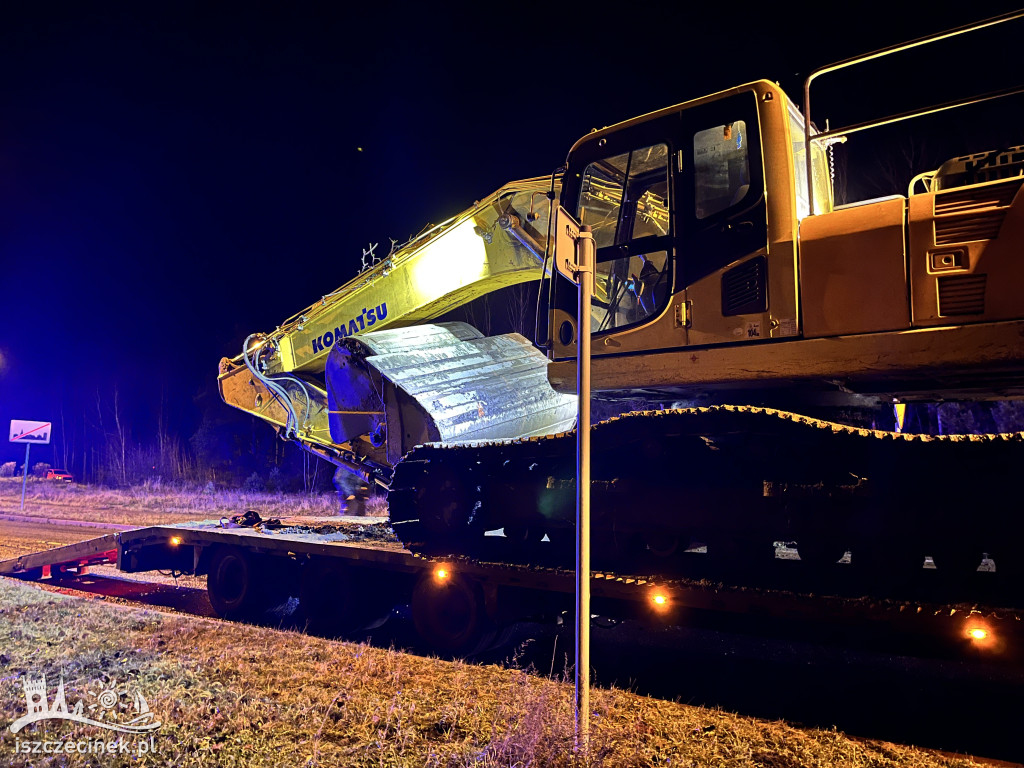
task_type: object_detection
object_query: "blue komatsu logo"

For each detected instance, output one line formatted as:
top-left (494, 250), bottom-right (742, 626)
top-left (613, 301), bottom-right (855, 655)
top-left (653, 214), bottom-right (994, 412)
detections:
top-left (311, 303), bottom-right (388, 354)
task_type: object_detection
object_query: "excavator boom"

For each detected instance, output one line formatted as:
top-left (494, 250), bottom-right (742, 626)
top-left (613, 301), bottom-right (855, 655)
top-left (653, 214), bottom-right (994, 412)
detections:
top-left (218, 176), bottom-right (574, 481)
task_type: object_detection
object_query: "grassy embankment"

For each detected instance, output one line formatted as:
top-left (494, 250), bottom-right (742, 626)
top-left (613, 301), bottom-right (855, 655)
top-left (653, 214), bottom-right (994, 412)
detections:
top-left (0, 576), bottom-right (985, 768)
top-left (0, 477), bottom-right (350, 527)
top-left (0, 480), bottom-right (995, 766)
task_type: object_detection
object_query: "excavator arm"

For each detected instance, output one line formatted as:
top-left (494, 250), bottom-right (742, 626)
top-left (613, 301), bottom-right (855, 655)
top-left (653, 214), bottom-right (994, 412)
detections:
top-left (218, 176), bottom-right (575, 482)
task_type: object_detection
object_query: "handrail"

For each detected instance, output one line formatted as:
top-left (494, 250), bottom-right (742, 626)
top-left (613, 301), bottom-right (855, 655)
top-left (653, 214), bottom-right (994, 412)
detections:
top-left (802, 10), bottom-right (1024, 214)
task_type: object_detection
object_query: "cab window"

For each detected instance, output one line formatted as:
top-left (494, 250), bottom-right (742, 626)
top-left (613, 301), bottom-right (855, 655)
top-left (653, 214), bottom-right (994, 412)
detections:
top-left (578, 144), bottom-right (671, 332)
top-left (694, 121), bottom-right (750, 219)
top-left (591, 249), bottom-right (670, 333)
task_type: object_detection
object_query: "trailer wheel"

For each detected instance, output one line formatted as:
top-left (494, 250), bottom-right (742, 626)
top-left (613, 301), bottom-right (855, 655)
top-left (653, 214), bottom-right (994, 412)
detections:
top-left (643, 528), bottom-right (683, 559)
top-left (411, 572), bottom-right (491, 656)
top-left (299, 560), bottom-right (386, 636)
top-left (207, 546), bottom-right (276, 620)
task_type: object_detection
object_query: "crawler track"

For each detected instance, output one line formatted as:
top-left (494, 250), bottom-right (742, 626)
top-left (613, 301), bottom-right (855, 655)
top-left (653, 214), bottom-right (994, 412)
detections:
top-left (390, 405), bottom-right (1024, 605)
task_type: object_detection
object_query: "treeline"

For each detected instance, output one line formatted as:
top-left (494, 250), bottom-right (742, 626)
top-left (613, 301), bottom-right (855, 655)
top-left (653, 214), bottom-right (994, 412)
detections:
top-left (7, 378), bottom-right (1024, 491)
top-left (3, 379), bottom-right (336, 492)
top-left (0, 284), bottom-right (541, 492)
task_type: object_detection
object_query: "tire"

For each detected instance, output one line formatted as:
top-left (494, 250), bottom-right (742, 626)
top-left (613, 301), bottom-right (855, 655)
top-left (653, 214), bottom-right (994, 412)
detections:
top-left (299, 560), bottom-right (390, 636)
top-left (207, 546), bottom-right (277, 620)
top-left (411, 572), bottom-right (492, 656)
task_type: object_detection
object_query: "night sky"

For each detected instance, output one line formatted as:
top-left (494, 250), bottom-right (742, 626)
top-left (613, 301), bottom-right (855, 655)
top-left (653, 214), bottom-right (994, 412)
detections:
top-left (1, 2), bottom-right (1021, 466)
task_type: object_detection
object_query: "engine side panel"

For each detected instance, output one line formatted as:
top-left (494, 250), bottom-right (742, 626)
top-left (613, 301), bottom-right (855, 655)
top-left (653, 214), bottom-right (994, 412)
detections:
top-left (799, 196), bottom-right (910, 338)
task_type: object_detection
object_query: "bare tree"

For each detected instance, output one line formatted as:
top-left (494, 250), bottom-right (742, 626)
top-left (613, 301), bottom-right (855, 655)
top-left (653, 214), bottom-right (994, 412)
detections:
top-left (866, 134), bottom-right (944, 199)
top-left (112, 386), bottom-right (128, 486)
top-left (58, 400), bottom-right (70, 471)
top-left (93, 389), bottom-right (107, 485)
top-left (462, 293), bottom-right (493, 336)
top-left (94, 386), bottom-right (129, 486)
top-left (505, 282), bottom-right (536, 338)
top-left (157, 380), bottom-right (167, 475)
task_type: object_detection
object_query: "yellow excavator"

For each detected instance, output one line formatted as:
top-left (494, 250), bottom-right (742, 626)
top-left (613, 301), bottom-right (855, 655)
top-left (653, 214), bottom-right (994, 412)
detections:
top-left (218, 175), bottom-right (578, 496)
top-left (219, 13), bottom-right (1024, 589)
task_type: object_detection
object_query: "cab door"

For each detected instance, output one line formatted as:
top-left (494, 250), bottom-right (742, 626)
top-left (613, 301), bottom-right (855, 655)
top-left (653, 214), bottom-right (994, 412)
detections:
top-left (550, 111), bottom-right (683, 360)
top-left (580, 142), bottom-right (676, 340)
top-left (549, 88), bottom-right (772, 363)
top-left (676, 91), bottom-right (770, 345)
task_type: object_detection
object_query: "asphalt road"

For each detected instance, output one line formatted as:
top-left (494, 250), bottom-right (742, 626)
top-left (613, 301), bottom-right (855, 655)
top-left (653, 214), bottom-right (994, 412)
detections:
top-left (0, 516), bottom-right (208, 592)
top-left (0, 518), bottom-right (112, 561)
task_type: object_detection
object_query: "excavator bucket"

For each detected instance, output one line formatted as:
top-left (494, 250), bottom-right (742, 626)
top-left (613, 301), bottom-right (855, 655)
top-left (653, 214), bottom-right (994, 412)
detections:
top-left (325, 322), bottom-right (577, 467)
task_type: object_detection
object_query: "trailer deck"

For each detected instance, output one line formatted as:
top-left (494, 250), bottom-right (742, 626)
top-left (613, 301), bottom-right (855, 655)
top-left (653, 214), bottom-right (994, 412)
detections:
top-left (0, 516), bottom-right (404, 576)
top-left (2, 514), bottom-right (1020, 659)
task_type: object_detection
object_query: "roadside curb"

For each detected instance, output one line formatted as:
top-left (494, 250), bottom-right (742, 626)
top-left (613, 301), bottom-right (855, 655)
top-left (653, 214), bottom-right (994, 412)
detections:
top-left (0, 512), bottom-right (134, 531)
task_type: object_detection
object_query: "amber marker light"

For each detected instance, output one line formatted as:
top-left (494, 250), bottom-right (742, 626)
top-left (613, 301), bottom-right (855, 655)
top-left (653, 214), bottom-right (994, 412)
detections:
top-left (966, 623), bottom-right (992, 644)
top-left (650, 591), bottom-right (670, 612)
top-left (433, 566), bottom-right (451, 584)
top-left (964, 615), bottom-right (997, 650)
top-left (169, 536), bottom-right (182, 547)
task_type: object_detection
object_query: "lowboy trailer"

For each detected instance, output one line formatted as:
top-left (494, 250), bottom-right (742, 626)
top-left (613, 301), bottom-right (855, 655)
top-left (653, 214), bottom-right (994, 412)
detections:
top-left (1, 515), bottom-right (1019, 657)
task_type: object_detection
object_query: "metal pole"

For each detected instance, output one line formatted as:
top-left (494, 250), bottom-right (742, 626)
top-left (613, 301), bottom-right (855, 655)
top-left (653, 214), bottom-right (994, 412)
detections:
top-left (20, 443), bottom-right (30, 511)
top-left (574, 225), bottom-right (594, 752)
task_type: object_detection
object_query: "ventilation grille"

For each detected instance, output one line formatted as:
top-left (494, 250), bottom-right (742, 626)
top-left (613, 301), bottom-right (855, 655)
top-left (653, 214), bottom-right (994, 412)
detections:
top-left (935, 146), bottom-right (1024, 190)
top-left (721, 256), bottom-right (767, 316)
top-left (933, 180), bottom-right (1020, 244)
top-left (938, 274), bottom-right (986, 316)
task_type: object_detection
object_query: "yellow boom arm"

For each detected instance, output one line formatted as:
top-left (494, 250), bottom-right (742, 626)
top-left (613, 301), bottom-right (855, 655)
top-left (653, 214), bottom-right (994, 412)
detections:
top-left (218, 176), bottom-right (558, 471)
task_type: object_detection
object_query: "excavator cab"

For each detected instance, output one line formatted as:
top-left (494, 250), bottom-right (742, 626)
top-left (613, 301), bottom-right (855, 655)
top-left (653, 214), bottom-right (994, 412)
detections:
top-left (546, 81), bottom-right (816, 395)
top-left (545, 74), bottom-right (1024, 404)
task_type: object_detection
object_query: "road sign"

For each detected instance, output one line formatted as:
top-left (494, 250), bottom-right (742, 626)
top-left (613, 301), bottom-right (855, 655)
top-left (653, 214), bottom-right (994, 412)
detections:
top-left (10, 420), bottom-right (52, 444)
top-left (10, 420), bottom-right (50, 512)
top-left (553, 206), bottom-right (582, 285)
